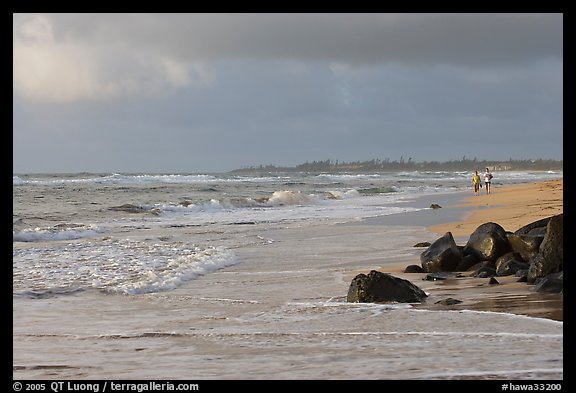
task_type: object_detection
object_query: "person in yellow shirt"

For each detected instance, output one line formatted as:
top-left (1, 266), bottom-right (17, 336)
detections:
top-left (472, 170), bottom-right (482, 196)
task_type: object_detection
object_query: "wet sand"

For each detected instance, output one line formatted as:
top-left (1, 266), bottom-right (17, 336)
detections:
top-left (375, 179), bottom-right (564, 321)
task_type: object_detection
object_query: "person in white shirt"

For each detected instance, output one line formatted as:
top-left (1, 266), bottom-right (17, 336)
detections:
top-left (484, 167), bottom-right (493, 194)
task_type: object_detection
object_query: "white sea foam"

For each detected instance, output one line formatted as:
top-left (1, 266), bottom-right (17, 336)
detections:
top-left (417, 368), bottom-right (564, 380)
top-left (12, 173), bottom-right (290, 186)
top-left (118, 247), bottom-right (238, 295)
top-left (138, 189), bottom-right (422, 229)
top-left (13, 226), bottom-right (103, 242)
top-left (267, 190), bottom-right (317, 206)
top-left (13, 239), bottom-right (238, 295)
top-left (13, 170), bottom-right (562, 187)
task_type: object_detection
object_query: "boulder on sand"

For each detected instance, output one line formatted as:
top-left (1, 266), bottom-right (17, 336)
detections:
top-left (347, 270), bottom-right (428, 303)
top-left (420, 232), bottom-right (462, 272)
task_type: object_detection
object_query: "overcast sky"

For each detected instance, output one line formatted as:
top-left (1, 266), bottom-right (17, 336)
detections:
top-left (13, 13), bottom-right (563, 173)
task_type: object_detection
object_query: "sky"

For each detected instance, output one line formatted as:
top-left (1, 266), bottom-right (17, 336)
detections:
top-left (13, 13), bottom-right (563, 173)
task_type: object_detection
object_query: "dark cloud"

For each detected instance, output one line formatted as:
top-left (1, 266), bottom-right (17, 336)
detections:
top-left (12, 13), bottom-right (563, 173)
top-left (31, 13), bottom-right (562, 66)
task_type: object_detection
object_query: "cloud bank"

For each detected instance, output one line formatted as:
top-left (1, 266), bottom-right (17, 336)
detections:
top-left (13, 13), bottom-right (562, 103)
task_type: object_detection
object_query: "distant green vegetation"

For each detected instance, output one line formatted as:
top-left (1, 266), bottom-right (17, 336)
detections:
top-left (230, 158), bottom-right (563, 174)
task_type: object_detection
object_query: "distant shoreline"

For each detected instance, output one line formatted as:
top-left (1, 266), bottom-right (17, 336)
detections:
top-left (228, 158), bottom-right (563, 174)
top-left (13, 162), bottom-right (563, 177)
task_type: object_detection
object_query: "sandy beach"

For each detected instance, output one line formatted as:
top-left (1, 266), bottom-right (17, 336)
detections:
top-left (429, 179), bottom-right (563, 238)
top-left (402, 179), bottom-right (564, 321)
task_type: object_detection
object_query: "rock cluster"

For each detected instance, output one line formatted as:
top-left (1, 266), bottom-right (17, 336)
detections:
top-left (419, 214), bottom-right (563, 287)
top-left (347, 214), bottom-right (563, 303)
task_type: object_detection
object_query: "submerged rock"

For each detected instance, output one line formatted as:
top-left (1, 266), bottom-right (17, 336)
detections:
top-left (109, 203), bottom-right (146, 213)
top-left (413, 242), bottom-right (431, 248)
top-left (435, 298), bottom-right (462, 305)
top-left (533, 273), bottom-right (563, 293)
top-left (404, 264), bottom-right (424, 273)
top-left (423, 272), bottom-right (454, 281)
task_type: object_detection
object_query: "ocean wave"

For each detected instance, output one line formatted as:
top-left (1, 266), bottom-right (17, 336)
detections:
top-left (142, 190), bottom-right (331, 215)
top-left (13, 225), bottom-right (103, 243)
top-left (13, 173), bottom-right (290, 186)
top-left (14, 287), bottom-right (85, 299)
top-left (13, 239), bottom-right (238, 295)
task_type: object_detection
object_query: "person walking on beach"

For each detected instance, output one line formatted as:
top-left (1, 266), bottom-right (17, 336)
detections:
top-left (484, 167), bottom-right (493, 194)
top-left (472, 170), bottom-right (482, 196)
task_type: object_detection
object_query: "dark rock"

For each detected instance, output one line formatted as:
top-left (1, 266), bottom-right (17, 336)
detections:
top-left (475, 266), bottom-right (497, 278)
top-left (524, 227), bottom-right (548, 237)
top-left (495, 251), bottom-right (516, 270)
top-left (430, 204), bottom-right (442, 209)
top-left (464, 222), bottom-right (511, 263)
top-left (495, 252), bottom-right (530, 276)
top-left (347, 270), bottom-right (428, 303)
top-left (533, 273), bottom-right (563, 293)
top-left (420, 232), bottom-right (462, 272)
top-left (489, 277), bottom-right (499, 285)
top-left (456, 254), bottom-right (481, 272)
top-left (423, 272), bottom-right (454, 281)
top-left (515, 269), bottom-right (529, 277)
top-left (435, 298), bottom-right (462, 305)
top-left (506, 233), bottom-right (543, 263)
top-left (515, 217), bottom-right (552, 236)
top-left (527, 214), bottom-right (563, 283)
top-left (467, 260), bottom-right (494, 271)
top-left (404, 265), bottom-right (424, 273)
top-left (521, 234), bottom-right (545, 249)
top-left (109, 203), bottom-right (146, 213)
top-left (413, 242), bottom-right (431, 248)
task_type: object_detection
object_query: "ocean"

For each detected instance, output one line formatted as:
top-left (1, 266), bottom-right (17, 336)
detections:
top-left (13, 170), bottom-right (563, 380)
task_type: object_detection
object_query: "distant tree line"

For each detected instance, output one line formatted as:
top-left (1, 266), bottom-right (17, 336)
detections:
top-left (230, 158), bottom-right (563, 173)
